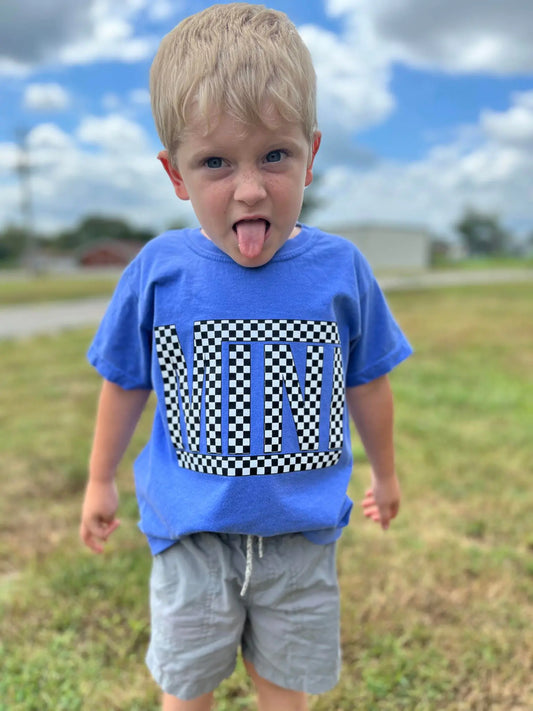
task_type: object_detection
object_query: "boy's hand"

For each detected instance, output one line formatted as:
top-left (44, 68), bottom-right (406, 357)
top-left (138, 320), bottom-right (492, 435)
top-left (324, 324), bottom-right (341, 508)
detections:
top-left (80, 480), bottom-right (120, 553)
top-left (361, 475), bottom-right (400, 531)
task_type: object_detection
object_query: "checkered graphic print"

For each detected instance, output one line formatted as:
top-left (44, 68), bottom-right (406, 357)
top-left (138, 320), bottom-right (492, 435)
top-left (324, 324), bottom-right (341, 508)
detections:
top-left (228, 344), bottom-right (251, 454)
top-left (329, 347), bottom-right (345, 450)
top-left (155, 319), bottom-right (345, 476)
top-left (193, 323), bottom-right (223, 453)
top-left (194, 319), bottom-right (339, 346)
top-left (264, 344), bottom-right (324, 453)
top-left (154, 325), bottom-right (191, 452)
top-left (155, 324), bottom-right (223, 454)
top-left (178, 449), bottom-right (342, 476)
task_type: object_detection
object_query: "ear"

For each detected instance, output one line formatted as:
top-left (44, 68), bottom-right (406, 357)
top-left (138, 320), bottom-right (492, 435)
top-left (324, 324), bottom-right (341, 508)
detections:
top-left (305, 131), bottom-right (321, 187)
top-left (158, 150), bottom-right (190, 201)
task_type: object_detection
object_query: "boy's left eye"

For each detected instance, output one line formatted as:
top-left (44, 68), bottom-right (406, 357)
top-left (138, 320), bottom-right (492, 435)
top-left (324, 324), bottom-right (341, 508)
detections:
top-left (265, 150), bottom-right (286, 163)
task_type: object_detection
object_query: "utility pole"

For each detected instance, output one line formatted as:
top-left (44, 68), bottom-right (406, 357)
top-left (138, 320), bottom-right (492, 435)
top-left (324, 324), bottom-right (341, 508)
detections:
top-left (16, 128), bottom-right (39, 274)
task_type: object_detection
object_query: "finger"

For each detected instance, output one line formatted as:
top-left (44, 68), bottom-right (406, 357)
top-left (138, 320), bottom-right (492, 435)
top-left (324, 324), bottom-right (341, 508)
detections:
top-left (361, 493), bottom-right (376, 508)
top-left (80, 526), bottom-right (105, 554)
top-left (379, 504), bottom-right (399, 530)
top-left (362, 504), bottom-right (379, 517)
top-left (362, 496), bottom-right (378, 511)
top-left (80, 519), bottom-right (119, 553)
top-left (88, 538), bottom-right (105, 554)
top-left (362, 506), bottom-right (381, 524)
top-left (380, 503), bottom-right (399, 527)
top-left (101, 518), bottom-right (121, 540)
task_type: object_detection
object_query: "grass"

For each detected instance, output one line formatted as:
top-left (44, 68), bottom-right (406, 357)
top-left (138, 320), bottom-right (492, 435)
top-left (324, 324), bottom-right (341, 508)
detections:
top-left (0, 283), bottom-right (532, 709)
top-left (432, 255), bottom-right (533, 270)
top-left (0, 272), bottom-right (119, 306)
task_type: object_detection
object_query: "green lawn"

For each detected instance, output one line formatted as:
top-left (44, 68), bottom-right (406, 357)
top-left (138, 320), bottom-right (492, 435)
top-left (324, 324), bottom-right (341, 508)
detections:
top-left (0, 283), bottom-right (531, 710)
top-left (432, 255), bottom-right (533, 270)
top-left (0, 272), bottom-right (119, 306)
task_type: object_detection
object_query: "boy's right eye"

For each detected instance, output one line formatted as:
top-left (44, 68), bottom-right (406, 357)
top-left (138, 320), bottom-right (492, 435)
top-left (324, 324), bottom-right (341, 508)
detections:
top-left (204, 156), bottom-right (224, 169)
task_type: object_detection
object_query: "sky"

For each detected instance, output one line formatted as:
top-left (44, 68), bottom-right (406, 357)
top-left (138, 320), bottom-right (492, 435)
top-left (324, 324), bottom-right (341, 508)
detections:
top-left (0, 0), bottom-right (532, 243)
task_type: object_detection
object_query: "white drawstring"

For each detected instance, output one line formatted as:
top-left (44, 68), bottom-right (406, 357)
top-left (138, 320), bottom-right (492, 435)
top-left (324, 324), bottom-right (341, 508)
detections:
top-left (240, 535), bottom-right (264, 597)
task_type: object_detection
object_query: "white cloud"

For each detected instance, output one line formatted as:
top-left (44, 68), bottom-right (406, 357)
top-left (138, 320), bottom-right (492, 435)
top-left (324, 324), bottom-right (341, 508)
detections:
top-left (0, 143), bottom-right (18, 176)
top-left (57, 0), bottom-right (158, 66)
top-left (0, 0), bottom-right (159, 73)
top-left (481, 91), bottom-right (533, 146)
top-left (129, 88), bottom-right (151, 106)
top-left (0, 0), bottom-right (92, 70)
top-left (100, 89), bottom-right (151, 115)
top-left (23, 83), bottom-right (71, 112)
top-left (147, 0), bottom-right (178, 22)
top-left (300, 23), bottom-right (394, 133)
top-left (58, 20), bottom-right (156, 66)
top-left (326, 0), bottom-right (533, 75)
top-left (0, 58), bottom-right (31, 78)
top-left (76, 114), bottom-right (150, 152)
top-left (28, 123), bottom-right (74, 151)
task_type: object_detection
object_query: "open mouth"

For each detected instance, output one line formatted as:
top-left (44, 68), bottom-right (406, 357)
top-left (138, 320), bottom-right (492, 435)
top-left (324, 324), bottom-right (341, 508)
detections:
top-left (233, 219), bottom-right (271, 259)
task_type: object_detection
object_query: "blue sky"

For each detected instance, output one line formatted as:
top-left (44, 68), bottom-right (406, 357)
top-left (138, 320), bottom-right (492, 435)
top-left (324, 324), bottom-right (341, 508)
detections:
top-left (1, 0), bottom-right (532, 242)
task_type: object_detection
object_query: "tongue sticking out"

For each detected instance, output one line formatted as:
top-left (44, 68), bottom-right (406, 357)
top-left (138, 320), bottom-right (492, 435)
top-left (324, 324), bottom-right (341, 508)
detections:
top-left (235, 219), bottom-right (268, 259)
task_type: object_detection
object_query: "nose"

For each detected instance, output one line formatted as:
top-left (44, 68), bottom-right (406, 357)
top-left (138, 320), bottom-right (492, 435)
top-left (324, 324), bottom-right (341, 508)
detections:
top-left (233, 168), bottom-right (267, 205)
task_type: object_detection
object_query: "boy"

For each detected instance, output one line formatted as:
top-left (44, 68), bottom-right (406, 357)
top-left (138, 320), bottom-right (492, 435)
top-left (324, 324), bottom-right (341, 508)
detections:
top-left (80, 4), bottom-right (412, 710)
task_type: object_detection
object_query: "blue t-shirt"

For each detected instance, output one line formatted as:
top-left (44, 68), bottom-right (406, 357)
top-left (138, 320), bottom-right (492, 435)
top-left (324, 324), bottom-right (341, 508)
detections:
top-left (88, 225), bottom-right (412, 553)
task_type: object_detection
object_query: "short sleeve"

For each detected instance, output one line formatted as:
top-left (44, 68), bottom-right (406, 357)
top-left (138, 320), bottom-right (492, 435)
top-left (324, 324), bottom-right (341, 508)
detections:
top-left (87, 267), bottom-right (153, 390)
top-left (346, 263), bottom-right (413, 387)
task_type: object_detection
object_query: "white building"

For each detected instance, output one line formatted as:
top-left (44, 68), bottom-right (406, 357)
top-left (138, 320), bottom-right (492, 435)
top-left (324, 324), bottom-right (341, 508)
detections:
top-left (329, 223), bottom-right (431, 271)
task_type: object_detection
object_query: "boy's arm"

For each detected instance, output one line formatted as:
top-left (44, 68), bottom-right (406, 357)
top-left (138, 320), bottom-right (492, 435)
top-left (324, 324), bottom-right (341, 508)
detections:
top-left (346, 375), bottom-right (400, 530)
top-left (80, 379), bottom-right (150, 553)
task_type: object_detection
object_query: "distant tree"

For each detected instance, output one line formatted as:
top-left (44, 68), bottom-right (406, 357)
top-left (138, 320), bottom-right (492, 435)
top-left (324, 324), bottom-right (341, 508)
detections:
top-left (0, 225), bottom-right (27, 262)
top-left (527, 231), bottom-right (533, 256)
top-left (55, 215), bottom-right (154, 250)
top-left (165, 219), bottom-right (190, 232)
top-left (455, 209), bottom-right (511, 257)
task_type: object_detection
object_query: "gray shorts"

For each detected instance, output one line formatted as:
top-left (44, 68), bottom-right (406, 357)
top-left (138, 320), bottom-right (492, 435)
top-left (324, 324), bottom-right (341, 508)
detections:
top-left (146, 532), bottom-right (341, 701)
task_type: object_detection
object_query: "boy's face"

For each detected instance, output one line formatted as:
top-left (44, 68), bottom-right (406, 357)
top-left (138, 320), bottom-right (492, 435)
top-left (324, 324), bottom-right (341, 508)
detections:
top-left (158, 108), bottom-right (321, 268)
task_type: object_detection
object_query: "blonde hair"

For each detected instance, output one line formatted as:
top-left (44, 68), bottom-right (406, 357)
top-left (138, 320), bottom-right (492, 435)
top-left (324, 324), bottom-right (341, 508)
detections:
top-left (150, 3), bottom-right (317, 160)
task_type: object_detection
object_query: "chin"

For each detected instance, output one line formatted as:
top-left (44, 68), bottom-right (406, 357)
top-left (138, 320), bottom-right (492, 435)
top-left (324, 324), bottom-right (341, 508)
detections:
top-left (234, 255), bottom-right (268, 269)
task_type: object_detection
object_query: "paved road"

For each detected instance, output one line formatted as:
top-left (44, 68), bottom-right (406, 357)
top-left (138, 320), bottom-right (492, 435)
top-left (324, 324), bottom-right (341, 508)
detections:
top-left (0, 297), bottom-right (111, 340)
top-left (0, 269), bottom-right (531, 340)
top-left (379, 267), bottom-right (533, 291)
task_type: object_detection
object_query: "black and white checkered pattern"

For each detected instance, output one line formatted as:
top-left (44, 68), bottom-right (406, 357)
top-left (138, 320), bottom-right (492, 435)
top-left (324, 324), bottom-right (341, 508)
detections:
top-left (155, 325), bottom-right (192, 452)
top-left (155, 319), bottom-right (345, 476)
top-left (193, 324), bottom-right (223, 453)
top-left (329, 347), bottom-right (345, 450)
top-left (156, 324), bottom-right (224, 454)
top-left (228, 344), bottom-right (251, 454)
top-left (302, 347), bottom-right (325, 450)
top-left (177, 449), bottom-right (342, 476)
top-left (194, 319), bottom-right (339, 346)
top-left (264, 344), bottom-right (285, 454)
top-left (264, 344), bottom-right (324, 453)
